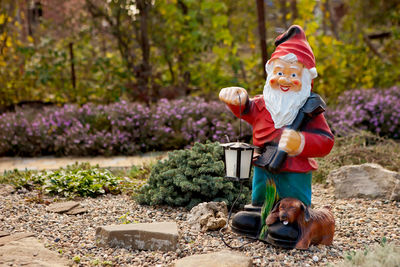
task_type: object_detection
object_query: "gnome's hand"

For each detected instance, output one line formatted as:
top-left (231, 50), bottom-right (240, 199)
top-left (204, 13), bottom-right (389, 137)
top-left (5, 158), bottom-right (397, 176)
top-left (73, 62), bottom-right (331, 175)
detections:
top-left (278, 129), bottom-right (305, 156)
top-left (219, 87), bottom-right (248, 106)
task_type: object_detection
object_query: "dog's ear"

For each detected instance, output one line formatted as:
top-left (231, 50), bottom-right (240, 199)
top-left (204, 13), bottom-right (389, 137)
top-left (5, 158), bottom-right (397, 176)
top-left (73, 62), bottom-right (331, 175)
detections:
top-left (301, 203), bottom-right (311, 222)
top-left (270, 200), bottom-right (281, 214)
top-left (265, 200), bottom-right (281, 225)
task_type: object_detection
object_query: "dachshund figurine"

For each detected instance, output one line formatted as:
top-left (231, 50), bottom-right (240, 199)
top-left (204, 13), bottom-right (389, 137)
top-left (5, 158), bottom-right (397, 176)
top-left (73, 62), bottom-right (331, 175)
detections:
top-left (265, 197), bottom-right (335, 250)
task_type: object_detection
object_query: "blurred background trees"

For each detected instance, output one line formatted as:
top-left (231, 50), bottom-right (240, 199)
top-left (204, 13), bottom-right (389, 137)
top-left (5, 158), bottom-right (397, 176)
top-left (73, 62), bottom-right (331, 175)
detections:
top-left (0, 0), bottom-right (399, 110)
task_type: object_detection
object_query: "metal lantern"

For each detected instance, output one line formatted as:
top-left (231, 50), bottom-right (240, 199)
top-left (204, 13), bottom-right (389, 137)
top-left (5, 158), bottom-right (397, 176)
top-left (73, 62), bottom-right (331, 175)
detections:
top-left (221, 142), bottom-right (255, 181)
top-left (220, 90), bottom-right (255, 181)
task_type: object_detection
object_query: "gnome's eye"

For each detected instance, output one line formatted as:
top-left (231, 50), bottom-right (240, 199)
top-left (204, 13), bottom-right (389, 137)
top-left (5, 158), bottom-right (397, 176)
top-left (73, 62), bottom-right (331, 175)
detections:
top-left (291, 73), bottom-right (297, 78)
top-left (277, 72), bottom-right (283, 76)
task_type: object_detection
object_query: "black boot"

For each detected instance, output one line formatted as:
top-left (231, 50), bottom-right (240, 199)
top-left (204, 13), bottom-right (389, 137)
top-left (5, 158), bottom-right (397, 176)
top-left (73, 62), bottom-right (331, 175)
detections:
top-left (243, 204), bottom-right (262, 212)
top-left (231, 204), bottom-right (300, 249)
top-left (230, 203), bottom-right (263, 238)
top-left (262, 221), bottom-right (300, 249)
top-left (231, 210), bottom-right (261, 238)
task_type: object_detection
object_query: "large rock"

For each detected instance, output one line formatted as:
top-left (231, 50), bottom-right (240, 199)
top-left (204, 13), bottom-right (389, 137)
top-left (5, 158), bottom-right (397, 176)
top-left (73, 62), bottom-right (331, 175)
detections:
top-left (0, 232), bottom-right (35, 246)
top-left (328, 163), bottom-right (400, 200)
top-left (187, 202), bottom-right (228, 232)
top-left (0, 237), bottom-right (71, 267)
top-left (96, 222), bottom-right (178, 251)
top-left (174, 251), bottom-right (252, 267)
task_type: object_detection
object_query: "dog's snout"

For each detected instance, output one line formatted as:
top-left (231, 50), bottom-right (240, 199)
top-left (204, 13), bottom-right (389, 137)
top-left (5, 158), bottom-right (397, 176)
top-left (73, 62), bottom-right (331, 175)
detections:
top-left (280, 213), bottom-right (288, 221)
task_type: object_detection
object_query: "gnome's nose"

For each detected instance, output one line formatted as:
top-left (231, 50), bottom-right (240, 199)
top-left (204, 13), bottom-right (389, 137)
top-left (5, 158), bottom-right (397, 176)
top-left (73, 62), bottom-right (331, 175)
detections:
top-left (278, 76), bottom-right (291, 85)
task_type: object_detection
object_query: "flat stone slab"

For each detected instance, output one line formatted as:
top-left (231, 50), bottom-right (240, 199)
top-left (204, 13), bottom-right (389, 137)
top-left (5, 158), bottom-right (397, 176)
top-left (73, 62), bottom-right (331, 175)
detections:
top-left (0, 231), bottom-right (9, 238)
top-left (0, 232), bottom-right (35, 246)
top-left (0, 237), bottom-right (70, 266)
top-left (174, 251), bottom-right (252, 267)
top-left (66, 206), bottom-right (88, 215)
top-left (47, 201), bottom-right (79, 213)
top-left (96, 222), bottom-right (178, 251)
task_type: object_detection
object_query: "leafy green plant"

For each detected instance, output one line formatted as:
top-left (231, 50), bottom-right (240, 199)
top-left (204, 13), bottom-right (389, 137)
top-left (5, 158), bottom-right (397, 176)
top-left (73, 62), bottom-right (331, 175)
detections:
top-left (38, 166), bottom-right (122, 198)
top-left (0, 162), bottom-right (151, 198)
top-left (0, 169), bottom-right (44, 189)
top-left (135, 142), bottom-right (250, 209)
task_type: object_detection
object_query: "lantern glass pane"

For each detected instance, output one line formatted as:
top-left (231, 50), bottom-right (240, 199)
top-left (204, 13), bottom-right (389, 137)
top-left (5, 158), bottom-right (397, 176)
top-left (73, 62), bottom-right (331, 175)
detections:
top-left (225, 149), bottom-right (237, 178)
top-left (240, 150), bottom-right (253, 179)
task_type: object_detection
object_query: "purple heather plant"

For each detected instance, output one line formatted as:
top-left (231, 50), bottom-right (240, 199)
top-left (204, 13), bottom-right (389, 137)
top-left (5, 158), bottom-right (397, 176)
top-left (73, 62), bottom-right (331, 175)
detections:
top-left (325, 86), bottom-right (400, 139)
top-left (0, 97), bottom-right (251, 156)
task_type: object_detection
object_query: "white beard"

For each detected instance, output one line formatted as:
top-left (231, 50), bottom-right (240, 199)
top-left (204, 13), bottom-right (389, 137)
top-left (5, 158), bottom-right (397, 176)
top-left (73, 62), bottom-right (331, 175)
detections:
top-left (263, 69), bottom-right (312, 129)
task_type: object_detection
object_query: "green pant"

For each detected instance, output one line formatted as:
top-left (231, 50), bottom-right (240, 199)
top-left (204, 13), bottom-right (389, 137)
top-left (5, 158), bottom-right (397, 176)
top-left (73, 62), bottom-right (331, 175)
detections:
top-left (252, 166), bottom-right (312, 206)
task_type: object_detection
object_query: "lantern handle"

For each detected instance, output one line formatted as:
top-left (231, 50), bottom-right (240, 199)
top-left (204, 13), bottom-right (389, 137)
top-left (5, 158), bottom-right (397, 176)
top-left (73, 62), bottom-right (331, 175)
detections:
top-left (237, 91), bottom-right (242, 142)
top-left (225, 135), bottom-right (230, 143)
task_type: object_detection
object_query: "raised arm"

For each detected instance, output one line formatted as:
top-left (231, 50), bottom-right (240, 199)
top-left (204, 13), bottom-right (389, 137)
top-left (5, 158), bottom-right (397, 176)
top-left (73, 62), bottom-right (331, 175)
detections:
top-left (219, 87), bottom-right (257, 126)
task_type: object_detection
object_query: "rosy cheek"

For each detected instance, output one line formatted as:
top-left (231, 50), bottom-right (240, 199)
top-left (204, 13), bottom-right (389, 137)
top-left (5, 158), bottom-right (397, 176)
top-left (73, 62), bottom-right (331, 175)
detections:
top-left (270, 79), bottom-right (277, 85)
top-left (293, 80), bottom-right (300, 86)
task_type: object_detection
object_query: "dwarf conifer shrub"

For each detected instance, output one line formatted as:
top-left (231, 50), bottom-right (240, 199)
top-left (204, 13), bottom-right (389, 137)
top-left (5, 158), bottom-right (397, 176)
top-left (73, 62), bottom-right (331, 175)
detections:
top-left (136, 142), bottom-right (250, 209)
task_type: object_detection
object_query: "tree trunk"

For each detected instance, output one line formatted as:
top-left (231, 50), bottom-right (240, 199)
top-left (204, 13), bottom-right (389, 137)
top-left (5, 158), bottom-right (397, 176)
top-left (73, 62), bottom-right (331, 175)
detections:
top-left (290, 0), bottom-right (298, 23)
top-left (325, 0), bottom-right (339, 39)
top-left (256, 0), bottom-right (268, 79)
top-left (68, 42), bottom-right (76, 90)
top-left (136, 0), bottom-right (151, 103)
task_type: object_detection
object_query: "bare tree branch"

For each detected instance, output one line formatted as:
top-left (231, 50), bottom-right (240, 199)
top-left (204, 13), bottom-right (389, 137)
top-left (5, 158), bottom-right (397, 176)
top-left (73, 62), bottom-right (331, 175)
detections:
top-left (362, 33), bottom-right (389, 63)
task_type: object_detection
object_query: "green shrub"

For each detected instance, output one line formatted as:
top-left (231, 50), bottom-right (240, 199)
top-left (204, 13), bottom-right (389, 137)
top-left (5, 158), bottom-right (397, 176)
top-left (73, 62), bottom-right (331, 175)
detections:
top-left (335, 239), bottom-right (400, 267)
top-left (135, 142), bottom-right (250, 209)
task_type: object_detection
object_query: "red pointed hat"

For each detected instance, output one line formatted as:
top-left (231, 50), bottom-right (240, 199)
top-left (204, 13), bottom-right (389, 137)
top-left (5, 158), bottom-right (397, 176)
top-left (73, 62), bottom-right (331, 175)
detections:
top-left (269, 25), bottom-right (316, 70)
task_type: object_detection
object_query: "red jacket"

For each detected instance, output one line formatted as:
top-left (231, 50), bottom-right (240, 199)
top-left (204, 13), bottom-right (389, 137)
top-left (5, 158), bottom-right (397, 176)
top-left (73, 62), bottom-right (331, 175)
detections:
top-left (228, 95), bottom-right (334, 173)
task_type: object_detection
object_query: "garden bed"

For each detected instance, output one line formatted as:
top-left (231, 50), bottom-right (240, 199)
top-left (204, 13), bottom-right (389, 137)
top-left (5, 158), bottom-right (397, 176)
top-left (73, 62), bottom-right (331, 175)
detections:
top-left (1, 183), bottom-right (399, 266)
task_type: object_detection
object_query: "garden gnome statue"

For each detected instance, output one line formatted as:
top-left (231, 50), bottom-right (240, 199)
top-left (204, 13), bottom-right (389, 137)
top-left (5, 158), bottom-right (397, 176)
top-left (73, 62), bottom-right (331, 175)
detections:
top-left (219, 25), bottom-right (334, 247)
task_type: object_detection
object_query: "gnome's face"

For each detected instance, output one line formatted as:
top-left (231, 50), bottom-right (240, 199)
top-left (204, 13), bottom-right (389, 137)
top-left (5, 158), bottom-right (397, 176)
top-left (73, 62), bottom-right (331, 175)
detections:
top-left (263, 55), bottom-right (312, 129)
top-left (268, 58), bottom-right (304, 93)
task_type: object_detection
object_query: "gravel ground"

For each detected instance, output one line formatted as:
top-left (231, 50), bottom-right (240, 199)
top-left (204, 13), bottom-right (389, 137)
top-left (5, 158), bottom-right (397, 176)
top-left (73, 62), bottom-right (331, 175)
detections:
top-left (1, 183), bottom-right (399, 266)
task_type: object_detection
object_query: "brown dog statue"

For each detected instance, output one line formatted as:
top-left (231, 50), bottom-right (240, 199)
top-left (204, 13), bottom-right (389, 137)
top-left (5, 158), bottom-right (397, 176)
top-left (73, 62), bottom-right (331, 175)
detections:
top-left (265, 197), bottom-right (335, 250)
